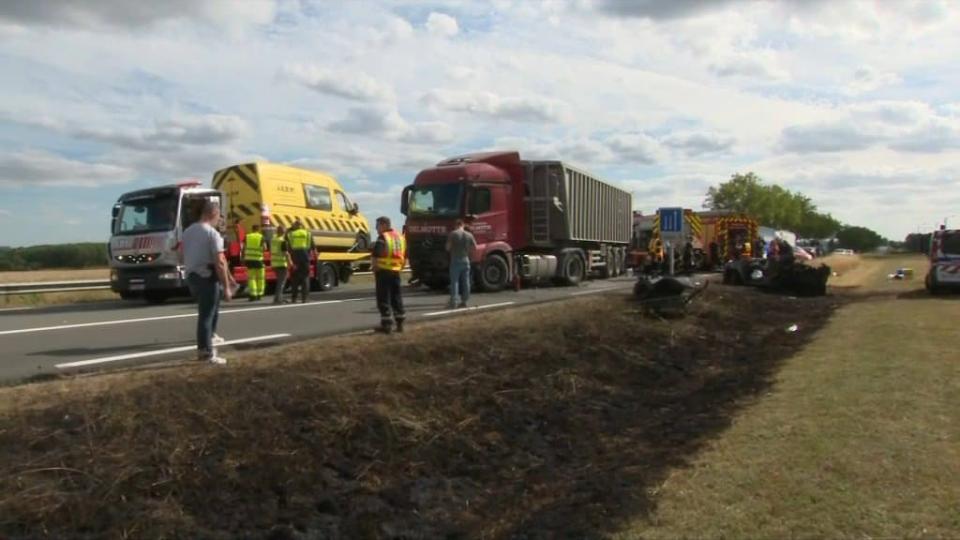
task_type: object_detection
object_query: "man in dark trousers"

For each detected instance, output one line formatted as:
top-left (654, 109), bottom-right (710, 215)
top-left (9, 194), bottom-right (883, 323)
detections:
top-left (182, 200), bottom-right (234, 364)
top-left (371, 216), bottom-right (406, 334)
top-left (286, 220), bottom-right (314, 303)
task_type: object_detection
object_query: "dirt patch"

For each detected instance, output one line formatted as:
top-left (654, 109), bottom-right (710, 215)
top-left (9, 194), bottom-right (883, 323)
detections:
top-left (0, 286), bottom-right (840, 539)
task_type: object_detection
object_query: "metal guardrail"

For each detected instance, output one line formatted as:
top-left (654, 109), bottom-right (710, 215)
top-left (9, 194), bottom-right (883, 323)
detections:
top-left (0, 268), bottom-right (409, 296)
top-left (0, 280), bottom-right (112, 296)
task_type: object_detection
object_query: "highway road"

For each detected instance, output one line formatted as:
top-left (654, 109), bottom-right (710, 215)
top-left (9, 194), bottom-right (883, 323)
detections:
top-left (0, 277), bottom-right (636, 383)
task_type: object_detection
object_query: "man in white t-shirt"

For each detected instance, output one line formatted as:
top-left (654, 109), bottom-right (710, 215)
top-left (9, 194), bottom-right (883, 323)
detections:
top-left (183, 200), bottom-right (234, 364)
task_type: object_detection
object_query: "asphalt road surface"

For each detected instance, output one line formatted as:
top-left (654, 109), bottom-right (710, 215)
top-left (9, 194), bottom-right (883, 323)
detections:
top-left (0, 277), bottom-right (636, 383)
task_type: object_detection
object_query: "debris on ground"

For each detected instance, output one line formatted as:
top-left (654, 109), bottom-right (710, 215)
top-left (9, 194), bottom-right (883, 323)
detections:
top-left (633, 275), bottom-right (709, 317)
top-left (0, 288), bottom-right (839, 539)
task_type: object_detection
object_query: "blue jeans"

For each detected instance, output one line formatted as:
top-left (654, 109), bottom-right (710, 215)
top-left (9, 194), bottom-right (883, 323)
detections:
top-left (187, 273), bottom-right (222, 357)
top-left (449, 260), bottom-right (471, 307)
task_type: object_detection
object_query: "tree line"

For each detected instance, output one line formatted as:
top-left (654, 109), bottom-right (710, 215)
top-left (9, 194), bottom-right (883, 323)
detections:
top-left (0, 243), bottom-right (108, 271)
top-left (704, 172), bottom-right (888, 253)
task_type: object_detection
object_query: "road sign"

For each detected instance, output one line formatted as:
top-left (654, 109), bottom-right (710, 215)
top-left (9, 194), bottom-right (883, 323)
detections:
top-left (659, 207), bottom-right (683, 234)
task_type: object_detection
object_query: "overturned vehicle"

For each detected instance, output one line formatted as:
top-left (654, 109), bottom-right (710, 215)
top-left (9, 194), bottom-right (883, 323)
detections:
top-left (723, 257), bottom-right (830, 297)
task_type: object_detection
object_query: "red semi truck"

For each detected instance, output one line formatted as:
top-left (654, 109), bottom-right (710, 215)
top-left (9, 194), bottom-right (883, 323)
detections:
top-left (400, 151), bottom-right (632, 291)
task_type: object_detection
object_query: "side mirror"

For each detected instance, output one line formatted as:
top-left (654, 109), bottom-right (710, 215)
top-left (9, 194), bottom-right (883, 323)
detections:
top-left (400, 185), bottom-right (412, 216)
top-left (350, 202), bottom-right (360, 214)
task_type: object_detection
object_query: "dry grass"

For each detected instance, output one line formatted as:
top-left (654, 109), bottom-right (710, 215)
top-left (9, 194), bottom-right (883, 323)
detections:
top-left (0, 268), bottom-right (109, 284)
top-left (618, 255), bottom-right (960, 539)
top-left (0, 286), bottom-right (838, 538)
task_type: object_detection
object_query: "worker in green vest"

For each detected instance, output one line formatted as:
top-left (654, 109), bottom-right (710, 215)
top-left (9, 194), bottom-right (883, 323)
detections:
top-left (286, 220), bottom-right (315, 303)
top-left (270, 224), bottom-right (292, 304)
top-left (243, 224), bottom-right (266, 301)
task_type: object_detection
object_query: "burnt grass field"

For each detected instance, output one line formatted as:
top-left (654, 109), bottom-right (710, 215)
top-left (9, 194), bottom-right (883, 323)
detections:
top-left (0, 285), bottom-right (841, 539)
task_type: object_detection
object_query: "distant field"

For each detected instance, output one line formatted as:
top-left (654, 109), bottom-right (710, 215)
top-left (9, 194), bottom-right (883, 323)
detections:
top-left (0, 267), bottom-right (109, 284)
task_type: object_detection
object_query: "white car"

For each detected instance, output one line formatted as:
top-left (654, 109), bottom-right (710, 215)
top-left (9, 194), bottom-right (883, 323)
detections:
top-left (833, 248), bottom-right (856, 255)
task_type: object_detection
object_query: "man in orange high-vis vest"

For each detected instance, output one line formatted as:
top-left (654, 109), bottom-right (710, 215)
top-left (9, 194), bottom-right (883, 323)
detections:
top-left (371, 216), bottom-right (406, 334)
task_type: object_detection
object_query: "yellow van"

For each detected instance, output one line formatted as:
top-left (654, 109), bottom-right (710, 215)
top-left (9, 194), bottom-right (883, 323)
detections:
top-left (212, 162), bottom-right (371, 255)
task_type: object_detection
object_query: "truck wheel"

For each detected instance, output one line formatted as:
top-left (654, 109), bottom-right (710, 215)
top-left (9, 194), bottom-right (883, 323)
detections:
top-left (600, 248), bottom-right (612, 279)
top-left (316, 263), bottom-right (336, 292)
top-left (479, 254), bottom-right (509, 292)
top-left (560, 253), bottom-right (585, 286)
top-left (144, 291), bottom-right (168, 304)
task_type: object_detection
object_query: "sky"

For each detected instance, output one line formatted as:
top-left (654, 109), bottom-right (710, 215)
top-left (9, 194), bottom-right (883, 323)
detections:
top-left (1, 0), bottom-right (958, 246)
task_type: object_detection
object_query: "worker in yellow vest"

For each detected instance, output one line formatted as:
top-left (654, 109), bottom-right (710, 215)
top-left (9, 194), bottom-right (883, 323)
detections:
top-left (270, 224), bottom-right (292, 304)
top-left (371, 216), bottom-right (406, 334)
top-left (243, 224), bottom-right (266, 301)
top-left (286, 220), bottom-right (315, 303)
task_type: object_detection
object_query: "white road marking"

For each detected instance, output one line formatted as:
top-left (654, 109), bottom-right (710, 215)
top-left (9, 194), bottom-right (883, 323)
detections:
top-left (422, 301), bottom-right (515, 317)
top-left (55, 333), bottom-right (292, 369)
top-left (0, 297), bottom-right (369, 337)
top-left (0, 306), bottom-right (34, 313)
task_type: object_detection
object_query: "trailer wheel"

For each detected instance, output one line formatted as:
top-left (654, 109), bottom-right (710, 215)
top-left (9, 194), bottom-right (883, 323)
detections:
top-left (316, 263), bottom-right (336, 292)
top-left (613, 248), bottom-right (624, 277)
top-left (479, 254), bottom-right (509, 292)
top-left (560, 252), bottom-right (585, 286)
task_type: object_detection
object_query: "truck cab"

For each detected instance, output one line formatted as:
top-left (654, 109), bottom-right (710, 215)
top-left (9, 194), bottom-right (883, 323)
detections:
top-left (926, 227), bottom-right (960, 293)
top-left (401, 154), bottom-right (515, 291)
top-left (109, 182), bottom-right (224, 303)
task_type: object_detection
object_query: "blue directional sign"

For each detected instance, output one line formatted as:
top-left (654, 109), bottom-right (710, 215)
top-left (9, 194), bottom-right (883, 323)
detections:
top-left (659, 207), bottom-right (684, 233)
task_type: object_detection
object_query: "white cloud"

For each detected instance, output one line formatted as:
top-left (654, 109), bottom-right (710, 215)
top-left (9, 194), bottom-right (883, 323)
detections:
top-left (327, 106), bottom-right (453, 145)
top-left (0, 208), bottom-right (11, 217)
top-left (662, 131), bottom-right (735, 156)
top-left (422, 89), bottom-right (568, 123)
top-left (0, 0), bottom-right (274, 30)
top-left (0, 150), bottom-right (133, 187)
top-left (597, 0), bottom-right (737, 20)
top-left (0, 0), bottom-right (958, 245)
top-left (781, 101), bottom-right (960, 154)
top-left (606, 133), bottom-right (663, 164)
top-left (781, 124), bottom-right (879, 154)
top-left (845, 65), bottom-right (902, 95)
top-left (425, 12), bottom-right (459, 37)
top-left (709, 50), bottom-right (790, 81)
top-left (282, 64), bottom-right (394, 103)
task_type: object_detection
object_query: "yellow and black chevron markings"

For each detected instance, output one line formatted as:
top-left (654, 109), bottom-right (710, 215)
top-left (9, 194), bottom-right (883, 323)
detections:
top-left (213, 163), bottom-right (369, 237)
top-left (214, 163), bottom-right (260, 221)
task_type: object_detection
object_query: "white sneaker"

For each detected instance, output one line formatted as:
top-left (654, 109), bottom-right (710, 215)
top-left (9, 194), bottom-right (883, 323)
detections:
top-left (212, 334), bottom-right (225, 345)
top-left (207, 356), bottom-right (227, 365)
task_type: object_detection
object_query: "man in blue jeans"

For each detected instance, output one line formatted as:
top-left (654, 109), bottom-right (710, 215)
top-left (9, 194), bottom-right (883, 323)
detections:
top-left (183, 200), bottom-right (234, 364)
top-left (446, 219), bottom-right (477, 309)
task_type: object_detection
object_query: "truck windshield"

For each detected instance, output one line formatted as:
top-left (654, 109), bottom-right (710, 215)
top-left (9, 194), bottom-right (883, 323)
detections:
top-left (115, 194), bottom-right (178, 235)
top-left (409, 184), bottom-right (462, 218)
top-left (941, 232), bottom-right (960, 256)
